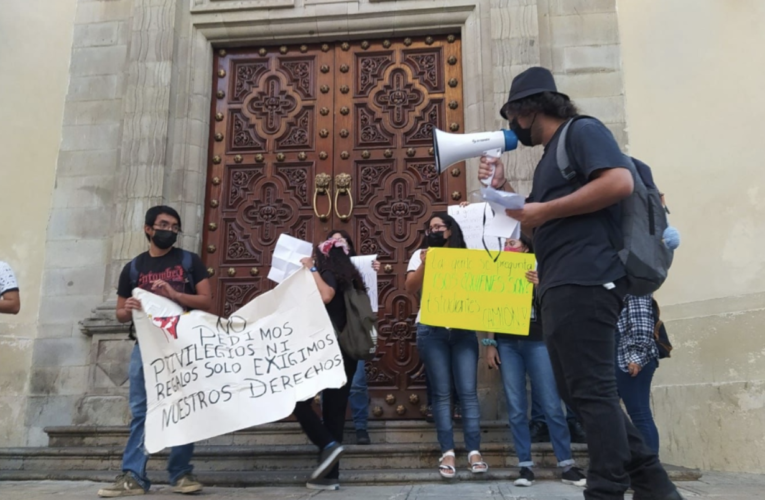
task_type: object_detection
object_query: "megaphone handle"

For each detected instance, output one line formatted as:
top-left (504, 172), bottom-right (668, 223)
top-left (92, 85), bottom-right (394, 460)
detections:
top-left (481, 148), bottom-right (502, 187)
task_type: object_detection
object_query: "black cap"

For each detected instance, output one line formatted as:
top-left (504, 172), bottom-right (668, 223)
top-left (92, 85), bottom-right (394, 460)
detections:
top-left (500, 67), bottom-right (567, 119)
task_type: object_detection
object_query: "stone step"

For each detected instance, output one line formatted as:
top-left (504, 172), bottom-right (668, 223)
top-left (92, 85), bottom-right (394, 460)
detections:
top-left (0, 443), bottom-right (589, 472)
top-left (45, 421), bottom-right (516, 448)
top-left (0, 465), bottom-right (702, 486)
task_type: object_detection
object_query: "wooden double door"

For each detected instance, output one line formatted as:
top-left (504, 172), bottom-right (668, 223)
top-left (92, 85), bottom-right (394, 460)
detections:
top-left (203, 35), bottom-right (466, 419)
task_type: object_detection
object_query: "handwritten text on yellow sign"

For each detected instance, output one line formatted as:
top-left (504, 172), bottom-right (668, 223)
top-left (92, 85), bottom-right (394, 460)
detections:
top-left (420, 248), bottom-right (536, 335)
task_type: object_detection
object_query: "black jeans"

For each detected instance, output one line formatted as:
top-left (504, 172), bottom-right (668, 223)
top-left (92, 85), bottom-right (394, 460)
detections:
top-left (541, 280), bottom-right (676, 500)
top-left (292, 349), bottom-right (356, 480)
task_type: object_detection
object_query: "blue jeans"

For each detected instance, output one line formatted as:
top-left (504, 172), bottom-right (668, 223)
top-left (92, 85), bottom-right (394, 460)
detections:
top-left (349, 360), bottom-right (369, 431)
top-left (532, 398), bottom-right (578, 424)
top-left (616, 358), bottom-right (660, 455)
top-left (496, 337), bottom-right (574, 468)
top-left (123, 344), bottom-right (194, 491)
top-left (416, 325), bottom-right (480, 453)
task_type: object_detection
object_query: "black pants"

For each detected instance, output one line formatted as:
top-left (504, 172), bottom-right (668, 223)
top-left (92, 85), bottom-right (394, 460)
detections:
top-left (292, 349), bottom-right (356, 480)
top-left (541, 280), bottom-right (676, 500)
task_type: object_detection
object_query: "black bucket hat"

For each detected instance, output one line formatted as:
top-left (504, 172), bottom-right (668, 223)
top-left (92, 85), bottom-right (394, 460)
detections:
top-left (500, 67), bottom-right (568, 119)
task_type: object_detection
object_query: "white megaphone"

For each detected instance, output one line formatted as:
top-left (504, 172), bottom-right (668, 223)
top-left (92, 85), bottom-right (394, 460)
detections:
top-left (433, 129), bottom-right (519, 186)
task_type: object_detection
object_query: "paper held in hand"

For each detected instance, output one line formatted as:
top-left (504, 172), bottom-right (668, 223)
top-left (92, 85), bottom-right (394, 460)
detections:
top-left (481, 187), bottom-right (523, 239)
top-left (268, 234), bottom-right (314, 283)
top-left (132, 268), bottom-right (346, 453)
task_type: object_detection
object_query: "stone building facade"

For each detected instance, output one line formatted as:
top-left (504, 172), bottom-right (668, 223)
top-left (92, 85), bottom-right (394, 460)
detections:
top-left (1, 0), bottom-right (764, 475)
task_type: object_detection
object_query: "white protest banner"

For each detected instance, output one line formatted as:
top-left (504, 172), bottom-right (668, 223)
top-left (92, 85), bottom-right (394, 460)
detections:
top-left (448, 203), bottom-right (504, 251)
top-left (268, 234), bottom-right (314, 283)
top-left (351, 254), bottom-right (378, 312)
top-left (133, 268), bottom-right (346, 453)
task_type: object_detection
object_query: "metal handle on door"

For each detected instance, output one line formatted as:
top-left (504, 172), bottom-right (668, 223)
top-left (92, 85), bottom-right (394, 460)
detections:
top-left (313, 173), bottom-right (332, 221)
top-left (334, 173), bottom-right (353, 221)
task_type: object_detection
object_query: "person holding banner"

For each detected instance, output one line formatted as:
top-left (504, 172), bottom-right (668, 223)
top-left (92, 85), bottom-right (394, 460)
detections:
top-left (294, 237), bottom-right (367, 490)
top-left (98, 206), bottom-right (211, 498)
top-left (327, 230), bottom-right (380, 446)
top-left (484, 236), bottom-right (586, 488)
top-left (480, 67), bottom-right (682, 500)
top-left (405, 213), bottom-right (487, 479)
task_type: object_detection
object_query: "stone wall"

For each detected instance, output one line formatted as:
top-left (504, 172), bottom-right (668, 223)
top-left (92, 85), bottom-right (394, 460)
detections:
top-left (0, 0), bottom-right (78, 447)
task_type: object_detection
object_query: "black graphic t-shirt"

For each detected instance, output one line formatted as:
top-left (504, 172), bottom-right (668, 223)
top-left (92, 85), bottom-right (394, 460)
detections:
top-left (117, 248), bottom-right (209, 300)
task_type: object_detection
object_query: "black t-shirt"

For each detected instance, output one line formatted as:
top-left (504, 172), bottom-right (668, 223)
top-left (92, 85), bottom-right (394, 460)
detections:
top-left (117, 248), bottom-right (209, 302)
top-left (528, 118), bottom-right (627, 297)
top-left (320, 270), bottom-right (347, 332)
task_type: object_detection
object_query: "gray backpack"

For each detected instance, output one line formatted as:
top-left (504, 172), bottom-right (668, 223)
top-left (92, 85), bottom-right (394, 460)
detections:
top-left (556, 116), bottom-right (674, 296)
top-left (338, 287), bottom-right (377, 361)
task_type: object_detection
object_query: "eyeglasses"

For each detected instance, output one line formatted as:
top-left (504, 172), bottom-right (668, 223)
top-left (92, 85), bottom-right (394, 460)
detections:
top-left (426, 224), bottom-right (448, 234)
top-left (154, 222), bottom-right (181, 233)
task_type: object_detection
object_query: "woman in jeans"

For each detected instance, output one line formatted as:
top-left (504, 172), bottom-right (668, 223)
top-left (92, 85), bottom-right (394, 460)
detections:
top-left (615, 294), bottom-right (661, 455)
top-left (484, 236), bottom-right (586, 487)
top-left (405, 212), bottom-right (486, 479)
top-left (326, 229), bottom-right (380, 446)
top-left (293, 237), bottom-right (367, 490)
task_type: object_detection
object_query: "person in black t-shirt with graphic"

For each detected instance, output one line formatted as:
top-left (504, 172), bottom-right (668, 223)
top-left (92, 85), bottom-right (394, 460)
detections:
top-left (478, 67), bottom-right (682, 500)
top-left (98, 206), bottom-right (211, 498)
top-left (292, 237), bottom-right (364, 491)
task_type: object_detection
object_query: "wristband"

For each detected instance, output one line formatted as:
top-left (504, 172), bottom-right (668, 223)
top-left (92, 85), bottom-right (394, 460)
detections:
top-left (310, 266), bottom-right (318, 273)
top-left (481, 338), bottom-right (498, 347)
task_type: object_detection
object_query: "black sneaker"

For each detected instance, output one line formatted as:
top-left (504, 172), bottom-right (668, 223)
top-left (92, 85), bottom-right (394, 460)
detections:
top-left (514, 467), bottom-right (535, 487)
top-left (310, 443), bottom-right (345, 480)
top-left (529, 420), bottom-right (550, 443)
top-left (568, 420), bottom-right (587, 444)
top-left (306, 478), bottom-right (340, 490)
top-left (561, 467), bottom-right (587, 487)
top-left (356, 429), bottom-right (371, 445)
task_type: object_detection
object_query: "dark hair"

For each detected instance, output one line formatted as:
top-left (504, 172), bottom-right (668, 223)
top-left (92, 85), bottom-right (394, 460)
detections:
top-left (423, 212), bottom-right (467, 249)
top-left (328, 229), bottom-right (357, 256)
top-left (520, 234), bottom-right (534, 253)
top-left (315, 244), bottom-right (366, 292)
top-left (144, 205), bottom-right (182, 241)
top-left (501, 91), bottom-right (578, 121)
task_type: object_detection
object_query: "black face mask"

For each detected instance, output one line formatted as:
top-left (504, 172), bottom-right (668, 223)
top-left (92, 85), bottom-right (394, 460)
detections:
top-left (510, 116), bottom-right (534, 147)
top-left (152, 230), bottom-right (178, 250)
top-left (427, 231), bottom-right (447, 248)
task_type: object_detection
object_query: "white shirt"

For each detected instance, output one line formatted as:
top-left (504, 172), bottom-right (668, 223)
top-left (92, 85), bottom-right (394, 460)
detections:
top-left (407, 249), bottom-right (424, 323)
top-left (0, 261), bottom-right (19, 297)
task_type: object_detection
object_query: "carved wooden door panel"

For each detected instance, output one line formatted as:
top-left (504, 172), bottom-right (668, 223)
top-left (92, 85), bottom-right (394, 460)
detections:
top-left (203, 35), bottom-right (465, 420)
top-left (205, 45), bottom-right (335, 316)
top-left (333, 35), bottom-right (465, 419)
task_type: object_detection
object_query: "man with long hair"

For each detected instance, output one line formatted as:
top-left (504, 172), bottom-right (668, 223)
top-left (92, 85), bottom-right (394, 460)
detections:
top-left (479, 67), bottom-right (682, 500)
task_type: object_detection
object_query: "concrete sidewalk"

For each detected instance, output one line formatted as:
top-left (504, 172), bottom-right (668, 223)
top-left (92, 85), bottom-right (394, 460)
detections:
top-left (0, 472), bottom-right (763, 499)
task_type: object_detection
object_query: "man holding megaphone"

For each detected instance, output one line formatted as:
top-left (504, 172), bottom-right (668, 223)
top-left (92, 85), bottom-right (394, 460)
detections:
top-left (476, 68), bottom-right (684, 500)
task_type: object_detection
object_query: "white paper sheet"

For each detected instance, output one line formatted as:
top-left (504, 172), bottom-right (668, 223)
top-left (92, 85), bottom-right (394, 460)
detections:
top-left (267, 234), bottom-right (314, 283)
top-left (484, 203), bottom-right (521, 239)
top-left (447, 203), bottom-right (504, 251)
top-left (351, 254), bottom-right (379, 312)
top-left (481, 186), bottom-right (526, 210)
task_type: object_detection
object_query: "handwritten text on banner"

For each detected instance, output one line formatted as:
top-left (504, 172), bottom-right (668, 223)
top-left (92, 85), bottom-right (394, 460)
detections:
top-left (133, 268), bottom-right (346, 453)
top-left (420, 248), bottom-right (536, 335)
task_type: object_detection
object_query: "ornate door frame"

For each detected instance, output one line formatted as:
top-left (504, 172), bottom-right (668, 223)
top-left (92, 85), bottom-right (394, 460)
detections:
top-left (202, 36), bottom-right (465, 419)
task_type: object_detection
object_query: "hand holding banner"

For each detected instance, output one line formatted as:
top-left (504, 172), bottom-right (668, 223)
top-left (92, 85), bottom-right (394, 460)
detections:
top-left (420, 248), bottom-right (536, 335)
top-left (132, 268), bottom-right (346, 453)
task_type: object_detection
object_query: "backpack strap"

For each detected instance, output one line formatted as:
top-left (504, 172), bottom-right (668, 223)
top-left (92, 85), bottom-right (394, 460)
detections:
top-left (555, 115), bottom-right (596, 187)
top-left (129, 257), bottom-right (139, 289)
top-left (180, 249), bottom-right (197, 295)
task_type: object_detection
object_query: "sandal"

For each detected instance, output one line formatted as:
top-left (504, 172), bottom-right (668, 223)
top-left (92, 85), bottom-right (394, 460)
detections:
top-left (468, 450), bottom-right (489, 474)
top-left (438, 450), bottom-right (456, 479)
